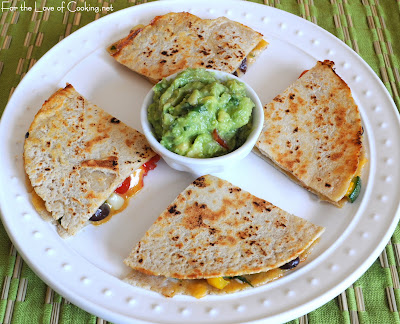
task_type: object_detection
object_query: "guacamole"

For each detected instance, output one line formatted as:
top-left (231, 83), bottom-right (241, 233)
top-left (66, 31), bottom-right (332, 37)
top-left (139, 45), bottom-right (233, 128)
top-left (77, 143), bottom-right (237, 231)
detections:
top-left (148, 68), bottom-right (255, 158)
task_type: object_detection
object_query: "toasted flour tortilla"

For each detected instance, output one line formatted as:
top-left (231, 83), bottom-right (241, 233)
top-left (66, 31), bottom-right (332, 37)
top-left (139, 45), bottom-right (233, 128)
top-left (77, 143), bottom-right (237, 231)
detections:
top-left (124, 175), bottom-right (324, 297)
top-left (24, 84), bottom-right (156, 237)
top-left (109, 12), bottom-right (267, 83)
top-left (255, 60), bottom-right (365, 207)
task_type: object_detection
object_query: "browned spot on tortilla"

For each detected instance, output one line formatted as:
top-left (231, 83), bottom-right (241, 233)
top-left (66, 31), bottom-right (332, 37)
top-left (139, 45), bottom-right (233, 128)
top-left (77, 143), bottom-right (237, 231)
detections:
top-left (289, 101), bottom-right (299, 114)
top-left (85, 192), bottom-right (97, 200)
top-left (217, 235), bottom-right (237, 246)
top-left (273, 95), bottom-right (284, 103)
top-left (81, 156), bottom-right (118, 171)
top-left (252, 198), bottom-right (272, 213)
top-left (192, 176), bottom-right (206, 188)
top-left (182, 206), bottom-right (214, 230)
top-left (167, 204), bottom-right (181, 215)
top-left (112, 27), bottom-right (143, 57)
top-left (330, 152), bottom-right (343, 161)
top-left (274, 220), bottom-right (287, 228)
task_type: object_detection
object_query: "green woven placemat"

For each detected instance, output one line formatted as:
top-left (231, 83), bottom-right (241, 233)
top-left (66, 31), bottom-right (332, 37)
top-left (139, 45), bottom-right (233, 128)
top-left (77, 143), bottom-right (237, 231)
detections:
top-left (0, 1), bottom-right (399, 323)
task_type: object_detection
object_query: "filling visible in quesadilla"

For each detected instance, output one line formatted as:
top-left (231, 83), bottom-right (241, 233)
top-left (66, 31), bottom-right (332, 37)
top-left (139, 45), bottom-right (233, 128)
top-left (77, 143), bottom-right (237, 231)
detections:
top-left (90, 155), bottom-right (160, 224)
top-left (124, 238), bottom-right (320, 299)
top-left (124, 175), bottom-right (325, 298)
top-left (345, 154), bottom-right (367, 202)
top-left (109, 33), bottom-right (268, 80)
top-left (293, 67), bottom-right (367, 204)
top-left (255, 60), bottom-right (366, 207)
top-left (24, 84), bottom-right (157, 237)
top-left (107, 12), bottom-right (268, 83)
top-left (188, 243), bottom-right (316, 299)
top-left (233, 39), bottom-right (268, 77)
top-left (27, 154), bottom-right (160, 229)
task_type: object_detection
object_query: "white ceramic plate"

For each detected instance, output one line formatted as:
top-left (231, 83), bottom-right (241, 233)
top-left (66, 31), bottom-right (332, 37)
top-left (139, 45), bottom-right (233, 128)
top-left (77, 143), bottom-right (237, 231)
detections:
top-left (1, 1), bottom-right (400, 323)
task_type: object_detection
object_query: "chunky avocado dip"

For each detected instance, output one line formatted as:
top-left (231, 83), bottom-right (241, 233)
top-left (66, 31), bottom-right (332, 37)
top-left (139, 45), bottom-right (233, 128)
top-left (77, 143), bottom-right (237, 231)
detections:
top-left (148, 68), bottom-right (255, 158)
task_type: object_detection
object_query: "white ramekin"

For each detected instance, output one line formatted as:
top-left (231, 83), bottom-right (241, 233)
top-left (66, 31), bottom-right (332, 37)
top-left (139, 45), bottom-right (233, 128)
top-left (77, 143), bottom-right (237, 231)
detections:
top-left (140, 69), bottom-right (264, 176)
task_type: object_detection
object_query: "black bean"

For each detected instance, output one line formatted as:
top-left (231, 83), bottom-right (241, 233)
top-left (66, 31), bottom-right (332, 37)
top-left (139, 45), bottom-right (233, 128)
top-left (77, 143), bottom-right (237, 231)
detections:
top-left (25, 132), bottom-right (29, 139)
top-left (90, 203), bottom-right (111, 222)
top-left (239, 57), bottom-right (247, 73)
top-left (279, 257), bottom-right (300, 270)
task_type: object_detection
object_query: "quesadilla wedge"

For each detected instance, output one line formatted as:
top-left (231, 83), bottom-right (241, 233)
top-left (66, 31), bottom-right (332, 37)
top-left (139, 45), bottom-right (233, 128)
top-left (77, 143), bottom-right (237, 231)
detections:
top-left (24, 84), bottom-right (157, 237)
top-left (124, 175), bottom-right (325, 298)
top-left (255, 60), bottom-right (366, 207)
top-left (108, 12), bottom-right (268, 83)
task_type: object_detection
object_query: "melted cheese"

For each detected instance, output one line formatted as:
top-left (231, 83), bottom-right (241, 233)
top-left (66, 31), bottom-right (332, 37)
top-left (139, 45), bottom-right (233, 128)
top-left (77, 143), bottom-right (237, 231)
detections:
top-left (93, 167), bottom-right (145, 226)
top-left (137, 239), bottom-right (320, 299)
top-left (31, 187), bottom-right (47, 213)
top-left (346, 155), bottom-right (368, 196)
top-left (180, 239), bottom-right (319, 298)
top-left (247, 39), bottom-right (268, 63)
top-left (27, 166), bottom-right (146, 227)
top-left (187, 282), bottom-right (208, 299)
top-left (355, 155), bottom-right (368, 177)
top-left (235, 39), bottom-right (268, 75)
top-left (26, 176), bottom-right (49, 217)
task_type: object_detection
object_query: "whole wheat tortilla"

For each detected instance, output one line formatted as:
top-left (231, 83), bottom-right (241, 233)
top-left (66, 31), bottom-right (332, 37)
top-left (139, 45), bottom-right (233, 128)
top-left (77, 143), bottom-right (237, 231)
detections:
top-left (110, 12), bottom-right (267, 83)
top-left (24, 84), bottom-right (156, 237)
top-left (255, 60), bottom-right (364, 207)
top-left (124, 175), bottom-right (324, 296)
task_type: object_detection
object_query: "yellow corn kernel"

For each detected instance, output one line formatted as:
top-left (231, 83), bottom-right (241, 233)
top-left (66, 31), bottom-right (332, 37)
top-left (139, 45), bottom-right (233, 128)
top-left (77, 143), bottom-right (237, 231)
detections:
top-left (346, 181), bottom-right (356, 196)
top-left (206, 277), bottom-right (230, 289)
top-left (346, 156), bottom-right (367, 196)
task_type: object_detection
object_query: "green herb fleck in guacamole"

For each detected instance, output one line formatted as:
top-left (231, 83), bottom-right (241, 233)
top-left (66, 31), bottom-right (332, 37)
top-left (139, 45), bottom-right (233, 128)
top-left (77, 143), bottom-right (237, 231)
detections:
top-left (148, 68), bottom-right (255, 158)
